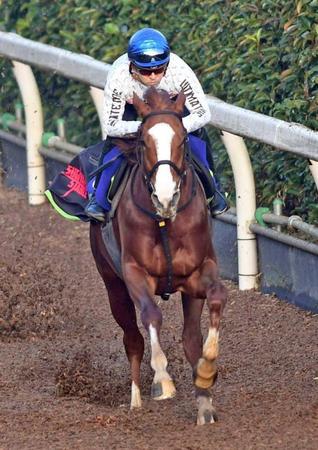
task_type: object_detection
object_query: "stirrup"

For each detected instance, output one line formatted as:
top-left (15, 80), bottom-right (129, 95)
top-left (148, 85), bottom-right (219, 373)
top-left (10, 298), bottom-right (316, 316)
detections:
top-left (86, 210), bottom-right (106, 222)
top-left (209, 191), bottom-right (229, 217)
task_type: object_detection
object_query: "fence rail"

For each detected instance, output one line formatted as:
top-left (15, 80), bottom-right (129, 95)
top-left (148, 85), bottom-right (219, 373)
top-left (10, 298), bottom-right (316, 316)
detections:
top-left (1, 32), bottom-right (318, 160)
top-left (1, 31), bottom-right (318, 296)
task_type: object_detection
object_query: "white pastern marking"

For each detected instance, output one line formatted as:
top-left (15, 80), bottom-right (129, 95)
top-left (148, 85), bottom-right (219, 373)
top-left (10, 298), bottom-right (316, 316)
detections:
top-left (203, 327), bottom-right (219, 360)
top-left (149, 324), bottom-right (168, 381)
top-left (130, 381), bottom-right (142, 408)
top-left (148, 123), bottom-right (176, 208)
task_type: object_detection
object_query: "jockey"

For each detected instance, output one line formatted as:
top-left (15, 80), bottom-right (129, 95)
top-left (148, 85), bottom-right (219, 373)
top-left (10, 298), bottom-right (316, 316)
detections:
top-left (85, 27), bottom-right (228, 222)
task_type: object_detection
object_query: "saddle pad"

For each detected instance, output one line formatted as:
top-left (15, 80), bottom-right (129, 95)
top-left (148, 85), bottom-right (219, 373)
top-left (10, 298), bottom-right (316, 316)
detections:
top-left (45, 141), bottom-right (105, 222)
top-left (108, 164), bottom-right (132, 219)
top-left (101, 220), bottom-right (123, 279)
top-left (45, 141), bottom-right (124, 221)
top-left (100, 166), bottom-right (133, 278)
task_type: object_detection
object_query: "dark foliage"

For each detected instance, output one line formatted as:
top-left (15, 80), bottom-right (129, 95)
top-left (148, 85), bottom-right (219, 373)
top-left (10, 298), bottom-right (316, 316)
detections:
top-left (1, 0), bottom-right (317, 221)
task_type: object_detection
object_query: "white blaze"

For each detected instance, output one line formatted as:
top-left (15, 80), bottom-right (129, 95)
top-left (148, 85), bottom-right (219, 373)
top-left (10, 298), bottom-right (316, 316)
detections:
top-left (148, 123), bottom-right (176, 208)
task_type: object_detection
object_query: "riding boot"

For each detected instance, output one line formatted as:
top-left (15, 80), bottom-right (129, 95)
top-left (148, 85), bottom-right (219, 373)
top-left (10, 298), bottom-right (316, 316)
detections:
top-left (85, 193), bottom-right (106, 222)
top-left (85, 104), bottom-right (138, 222)
top-left (195, 128), bottom-right (229, 217)
top-left (84, 138), bottom-right (113, 222)
top-left (209, 177), bottom-right (229, 216)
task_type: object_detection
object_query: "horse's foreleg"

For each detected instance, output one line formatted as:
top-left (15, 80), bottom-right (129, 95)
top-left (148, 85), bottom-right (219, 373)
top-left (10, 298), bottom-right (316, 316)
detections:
top-left (106, 280), bottom-right (145, 409)
top-left (200, 279), bottom-right (227, 382)
top-left (182, 293), bottom-right (217, 425)
top-left (194, 278), bottom-right (227, 425)
top-left (148, 321), bottom-right (176, 400)
top-left (124, 264), bottom-right (176, 401)
top-left (90, 224), bottom-right (144, 409)
top-left (181, 293), bottom-right (204, 367)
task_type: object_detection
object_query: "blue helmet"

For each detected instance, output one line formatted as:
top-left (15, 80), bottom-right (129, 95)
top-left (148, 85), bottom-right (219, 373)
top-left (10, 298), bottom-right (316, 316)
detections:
top-left (128, 28), bottom-right (170, 69)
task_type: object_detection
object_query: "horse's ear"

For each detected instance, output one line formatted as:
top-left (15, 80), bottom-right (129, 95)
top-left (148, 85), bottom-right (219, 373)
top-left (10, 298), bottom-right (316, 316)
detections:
top-left (133, 92), bottom-right (151, 117)
top-left (174, 91), bottom-right (186, 115)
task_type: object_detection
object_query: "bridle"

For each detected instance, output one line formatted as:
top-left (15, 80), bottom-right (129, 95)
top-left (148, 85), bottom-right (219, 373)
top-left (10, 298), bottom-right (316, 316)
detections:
top-left (131, 110), bottom-right (197, 221)
top-left (130, 109), bottom-right (198, 300)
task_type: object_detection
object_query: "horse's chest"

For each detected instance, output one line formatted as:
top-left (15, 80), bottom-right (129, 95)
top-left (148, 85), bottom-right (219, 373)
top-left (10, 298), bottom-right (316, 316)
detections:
top-left (134, 236), bottom-right (205, 278)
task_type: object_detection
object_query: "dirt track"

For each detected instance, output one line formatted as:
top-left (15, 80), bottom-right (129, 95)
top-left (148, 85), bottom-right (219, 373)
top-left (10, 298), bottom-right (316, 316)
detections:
top-left (0, 185), bottom-right (317, 450)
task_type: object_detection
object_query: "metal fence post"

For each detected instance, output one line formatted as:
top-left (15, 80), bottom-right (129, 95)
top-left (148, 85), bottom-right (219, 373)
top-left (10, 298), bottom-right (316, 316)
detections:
top-left (221, 132), bottom-right (258, 290)
top-left (89, 86), bottom-right (105, 139)
top-left (309, 160), bottom-right (318, 190)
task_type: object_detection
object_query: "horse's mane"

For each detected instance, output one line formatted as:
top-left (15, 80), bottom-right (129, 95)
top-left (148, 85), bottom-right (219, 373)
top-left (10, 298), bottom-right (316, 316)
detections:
top-left (111, 135), bottom-right (139, 163)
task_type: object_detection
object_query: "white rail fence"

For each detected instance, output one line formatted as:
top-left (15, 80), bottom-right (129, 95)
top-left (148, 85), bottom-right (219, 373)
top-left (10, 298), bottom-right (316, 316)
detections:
top-left (1, 32), bottom-right (318, 292)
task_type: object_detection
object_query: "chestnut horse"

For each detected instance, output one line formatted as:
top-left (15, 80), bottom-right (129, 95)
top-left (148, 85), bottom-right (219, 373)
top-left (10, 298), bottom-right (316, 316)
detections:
top-left (90, 87), bottom-right (227, 425)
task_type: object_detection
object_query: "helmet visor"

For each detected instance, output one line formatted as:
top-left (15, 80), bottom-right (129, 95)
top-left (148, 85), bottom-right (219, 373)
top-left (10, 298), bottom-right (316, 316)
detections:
top-left (133, 50), bottom-right (170, 67)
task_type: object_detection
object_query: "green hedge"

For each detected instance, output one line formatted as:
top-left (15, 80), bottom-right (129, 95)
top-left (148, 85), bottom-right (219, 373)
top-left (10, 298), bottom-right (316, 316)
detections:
top-left (1, 0), bottom-right (317, 221)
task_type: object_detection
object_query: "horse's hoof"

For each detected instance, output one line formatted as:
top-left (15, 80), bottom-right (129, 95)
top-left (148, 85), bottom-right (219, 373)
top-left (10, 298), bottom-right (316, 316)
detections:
top-left (130, 401), bottom-right (142, 409)
top-left (196, 407), bottom-right (218, 425)
top-left (130, 396), bottom-right (142, 409)
top-left (196, 395), bottom-right (218, 425)
top-left (151, 379), bottom-right (176, 400)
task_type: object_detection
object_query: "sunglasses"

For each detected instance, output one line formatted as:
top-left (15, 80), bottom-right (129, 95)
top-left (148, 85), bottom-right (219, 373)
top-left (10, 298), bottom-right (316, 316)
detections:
top-left (133, 65), bottom-right (167, 76)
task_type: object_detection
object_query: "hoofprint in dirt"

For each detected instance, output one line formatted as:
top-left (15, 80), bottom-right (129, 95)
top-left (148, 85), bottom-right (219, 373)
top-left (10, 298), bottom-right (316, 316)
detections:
top-left (0, 185), bottom-right (317, 450)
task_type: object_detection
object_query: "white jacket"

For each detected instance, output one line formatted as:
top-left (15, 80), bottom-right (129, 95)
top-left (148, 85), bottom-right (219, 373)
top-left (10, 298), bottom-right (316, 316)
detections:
top-left (102, 52), bottom-right (211, 138)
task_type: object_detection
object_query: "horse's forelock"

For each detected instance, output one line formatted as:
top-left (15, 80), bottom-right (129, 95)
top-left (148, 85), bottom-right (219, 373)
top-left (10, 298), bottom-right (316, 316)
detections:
top-left (144, 88), bottom-right (173, 110)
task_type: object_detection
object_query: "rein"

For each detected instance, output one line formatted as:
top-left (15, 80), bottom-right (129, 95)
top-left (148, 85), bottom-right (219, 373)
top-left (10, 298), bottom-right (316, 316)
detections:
top-left (132, 109), bottom-right (197, 219)
top-left (141, 110), bottom-right (184, 123)
top-left (130, 160), bottom-right (197, 221)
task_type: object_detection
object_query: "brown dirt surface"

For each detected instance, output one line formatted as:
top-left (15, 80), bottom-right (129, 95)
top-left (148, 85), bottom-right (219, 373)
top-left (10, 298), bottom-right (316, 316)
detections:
top-left (0, 185), bottom-right (317, 450)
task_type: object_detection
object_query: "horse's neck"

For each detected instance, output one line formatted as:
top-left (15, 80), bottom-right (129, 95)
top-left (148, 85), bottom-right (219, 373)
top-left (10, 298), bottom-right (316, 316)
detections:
top-left (181, 162), bottom-right (197, 197)
top-left (129, 165), bottom-right (154, 209)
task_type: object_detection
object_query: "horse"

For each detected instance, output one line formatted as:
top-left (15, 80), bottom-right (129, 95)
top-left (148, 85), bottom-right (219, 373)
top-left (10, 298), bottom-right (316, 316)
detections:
top-left (89, 87), bottom-right (227, 425)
